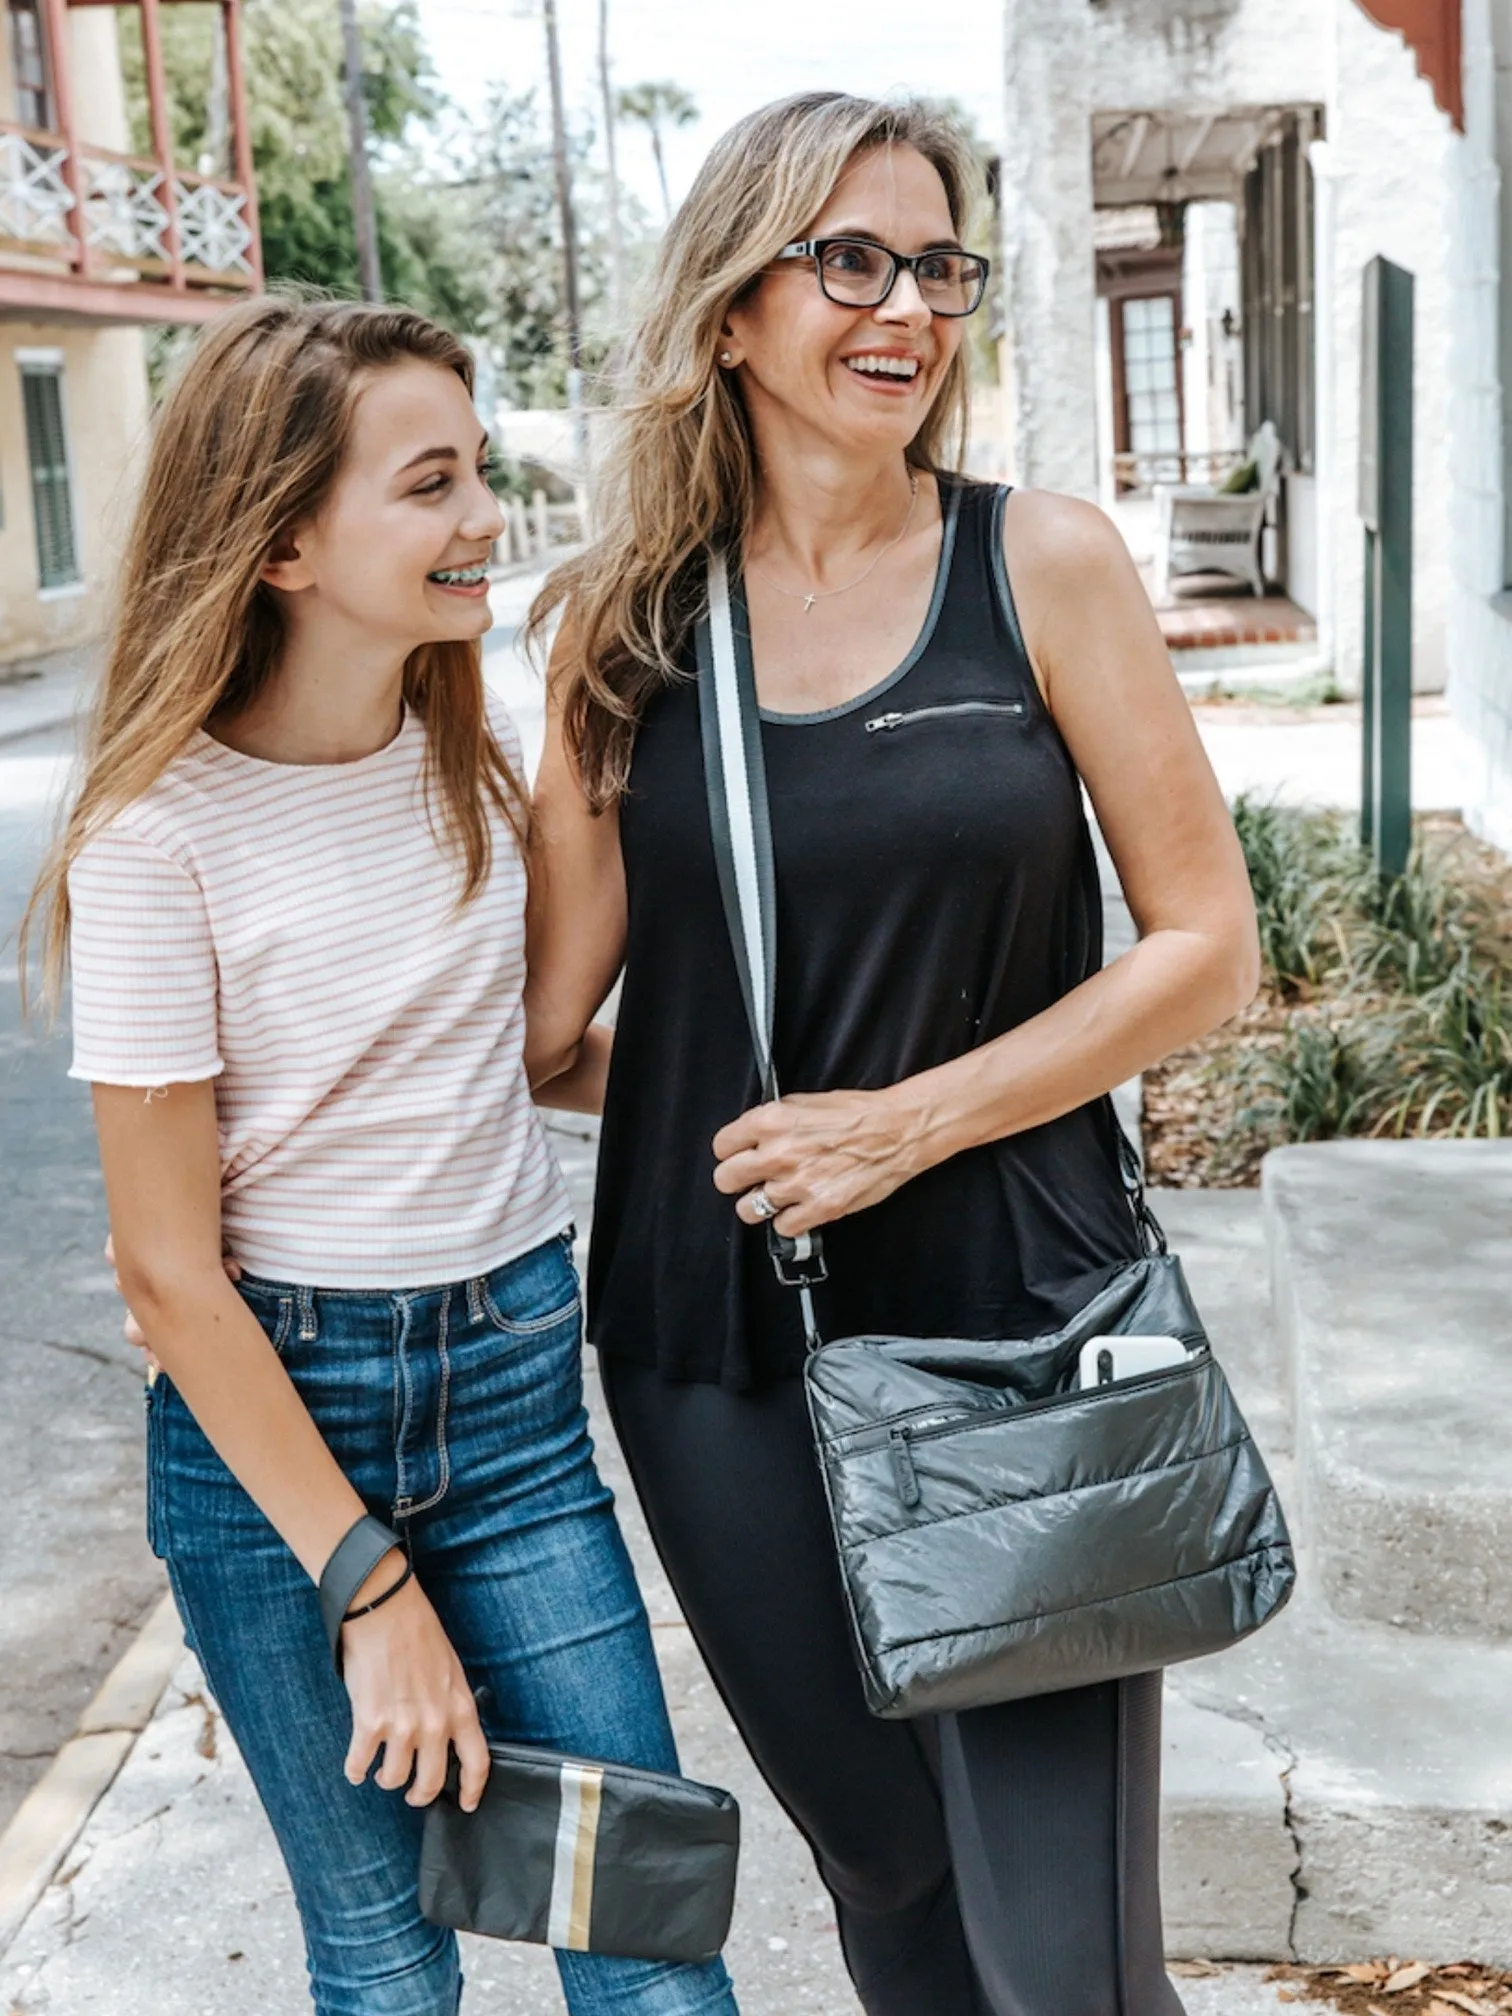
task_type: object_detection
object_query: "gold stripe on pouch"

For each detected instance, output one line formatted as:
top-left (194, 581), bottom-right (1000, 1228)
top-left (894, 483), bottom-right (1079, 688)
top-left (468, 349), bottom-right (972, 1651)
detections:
top-left (548, 1763), bottom-right (605, 1950)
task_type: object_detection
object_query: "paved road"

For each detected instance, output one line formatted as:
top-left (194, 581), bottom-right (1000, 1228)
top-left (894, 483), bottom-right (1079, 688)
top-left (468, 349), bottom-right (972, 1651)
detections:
top-left (0, 724), bottom-right (165, 1838)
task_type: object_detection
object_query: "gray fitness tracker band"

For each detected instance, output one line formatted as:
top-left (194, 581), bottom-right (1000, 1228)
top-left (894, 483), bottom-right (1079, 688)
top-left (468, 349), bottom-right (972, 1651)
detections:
top-left (318, 1513), bottom-right (406, 1673)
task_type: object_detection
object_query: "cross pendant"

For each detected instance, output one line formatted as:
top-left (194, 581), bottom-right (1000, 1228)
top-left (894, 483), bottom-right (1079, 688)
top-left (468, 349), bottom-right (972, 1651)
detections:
top-left (802, 594), bottom-right (817, 614)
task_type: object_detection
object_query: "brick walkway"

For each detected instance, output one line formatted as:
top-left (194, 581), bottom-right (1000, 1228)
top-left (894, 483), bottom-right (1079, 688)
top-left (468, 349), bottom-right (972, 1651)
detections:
top-left (1138, 566), bottom-right (1318, 653)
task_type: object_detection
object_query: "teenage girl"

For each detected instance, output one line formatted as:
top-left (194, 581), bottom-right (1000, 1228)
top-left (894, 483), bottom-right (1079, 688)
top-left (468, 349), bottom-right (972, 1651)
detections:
top-left (25, 297), bottom-right (738, 2016)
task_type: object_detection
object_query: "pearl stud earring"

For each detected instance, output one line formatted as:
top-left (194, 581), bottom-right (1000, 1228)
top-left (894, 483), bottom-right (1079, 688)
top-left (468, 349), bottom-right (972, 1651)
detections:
top-left (719, 350), bottom-right (734, 365)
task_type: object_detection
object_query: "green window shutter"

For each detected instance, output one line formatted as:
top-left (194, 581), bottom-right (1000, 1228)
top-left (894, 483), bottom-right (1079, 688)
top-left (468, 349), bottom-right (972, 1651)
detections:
top-left (21, 367), bottom-right (79, 591)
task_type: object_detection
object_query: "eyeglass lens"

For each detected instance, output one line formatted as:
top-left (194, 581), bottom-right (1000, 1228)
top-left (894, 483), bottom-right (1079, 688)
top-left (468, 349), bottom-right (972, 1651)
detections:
top-left (817, 241), bottom-right (986, 316)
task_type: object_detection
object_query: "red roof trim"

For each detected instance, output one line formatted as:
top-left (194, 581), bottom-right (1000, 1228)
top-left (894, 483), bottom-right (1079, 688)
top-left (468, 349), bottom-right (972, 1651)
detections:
top-left (1355, 0), bottom-right (1464, 132)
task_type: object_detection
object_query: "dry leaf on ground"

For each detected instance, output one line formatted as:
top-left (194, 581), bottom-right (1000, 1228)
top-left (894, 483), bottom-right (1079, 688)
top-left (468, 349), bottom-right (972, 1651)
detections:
top-left (1169, 1960), bottom-right (1223, 1978)
top-left (1277, 1962), bottom-right (1512, 2016)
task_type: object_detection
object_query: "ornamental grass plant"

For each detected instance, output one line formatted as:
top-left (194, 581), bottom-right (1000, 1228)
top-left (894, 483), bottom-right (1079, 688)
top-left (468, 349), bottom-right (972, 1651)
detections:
top-left (1143, 800), bottom-right (1512, 1185)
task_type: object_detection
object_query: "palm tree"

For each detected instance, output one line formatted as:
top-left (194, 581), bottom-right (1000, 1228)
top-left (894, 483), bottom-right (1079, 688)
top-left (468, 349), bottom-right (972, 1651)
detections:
top-left (616, 79), bottom-right (698, 219)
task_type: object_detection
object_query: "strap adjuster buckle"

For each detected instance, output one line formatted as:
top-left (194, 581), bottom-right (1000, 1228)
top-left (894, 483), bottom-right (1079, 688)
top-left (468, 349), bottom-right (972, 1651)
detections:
top-left (769, 1225), bottom-right (828, 1288)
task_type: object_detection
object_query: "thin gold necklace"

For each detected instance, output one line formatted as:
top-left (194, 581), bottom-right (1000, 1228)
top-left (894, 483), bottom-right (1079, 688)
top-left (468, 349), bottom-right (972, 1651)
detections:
top-left (752, 471), bottom-right (920, 614)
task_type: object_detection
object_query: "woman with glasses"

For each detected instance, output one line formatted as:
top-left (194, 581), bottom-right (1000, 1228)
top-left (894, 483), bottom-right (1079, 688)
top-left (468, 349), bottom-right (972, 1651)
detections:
top-left (527, 92), bottom-right (1257, 2016)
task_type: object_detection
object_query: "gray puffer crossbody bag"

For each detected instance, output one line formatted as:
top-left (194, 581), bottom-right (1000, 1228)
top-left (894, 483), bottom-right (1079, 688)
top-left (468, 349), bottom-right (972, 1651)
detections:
top-left (696, 550), bottom-right (1296, 1719)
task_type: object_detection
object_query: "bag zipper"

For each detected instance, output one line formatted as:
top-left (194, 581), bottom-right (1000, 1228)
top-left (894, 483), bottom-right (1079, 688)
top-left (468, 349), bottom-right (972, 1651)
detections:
top-left (864, 699), bottom-right (1028, 734)
top-left (833, 1347), bottom-right (1210, 1462)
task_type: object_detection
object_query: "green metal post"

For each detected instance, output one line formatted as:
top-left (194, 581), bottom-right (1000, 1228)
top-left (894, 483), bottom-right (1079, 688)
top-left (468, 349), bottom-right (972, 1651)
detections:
top-left (1358, 256), bottom-right (1414, 881)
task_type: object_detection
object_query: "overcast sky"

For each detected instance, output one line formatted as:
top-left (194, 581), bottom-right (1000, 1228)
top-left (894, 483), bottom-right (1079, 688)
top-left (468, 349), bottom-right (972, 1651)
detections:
top-left (413, 0), bottom-right (1004, 218)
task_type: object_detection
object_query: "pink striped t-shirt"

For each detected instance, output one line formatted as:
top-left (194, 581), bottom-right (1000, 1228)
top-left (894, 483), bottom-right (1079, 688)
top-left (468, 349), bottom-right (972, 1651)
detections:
top-left (67, 698), bottom-right (570, 1288)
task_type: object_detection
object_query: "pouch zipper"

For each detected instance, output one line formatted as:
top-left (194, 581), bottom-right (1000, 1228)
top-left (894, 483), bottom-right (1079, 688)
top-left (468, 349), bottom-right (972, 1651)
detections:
top-left (486, 1743), bottom-right (716, 1793)
top-left (864, 699), bottom-right (1028, 735)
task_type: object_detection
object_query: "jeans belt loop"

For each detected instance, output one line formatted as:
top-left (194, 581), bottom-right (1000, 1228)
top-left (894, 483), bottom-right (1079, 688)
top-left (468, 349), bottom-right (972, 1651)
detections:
top-left (296, 1284), bottom-right (318, 1342)
top-left (466, 1276), bottom-right (484, 1325)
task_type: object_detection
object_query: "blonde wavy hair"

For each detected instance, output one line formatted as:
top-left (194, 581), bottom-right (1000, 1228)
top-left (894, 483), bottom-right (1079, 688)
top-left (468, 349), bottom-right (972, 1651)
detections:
top-left (23, 294), bottom-right (526, 1008)
top-left (532, 91), bottom-right (987, 808)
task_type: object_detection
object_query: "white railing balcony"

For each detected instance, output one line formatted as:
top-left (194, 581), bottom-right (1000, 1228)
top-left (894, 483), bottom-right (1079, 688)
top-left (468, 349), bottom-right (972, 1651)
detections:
top-left (0, 127), bottom-right (74, 253)
top-left (0, 119), bottom-right (258, 307)
top-left (172, 172), bottom-right (254, 277)
top-left (82, 151), bottom-right (169, 264)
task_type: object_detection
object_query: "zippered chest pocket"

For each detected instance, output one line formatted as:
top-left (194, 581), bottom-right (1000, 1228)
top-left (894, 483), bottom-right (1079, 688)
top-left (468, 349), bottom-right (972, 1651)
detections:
top-left (865, 699), bottom-right (1028, 735)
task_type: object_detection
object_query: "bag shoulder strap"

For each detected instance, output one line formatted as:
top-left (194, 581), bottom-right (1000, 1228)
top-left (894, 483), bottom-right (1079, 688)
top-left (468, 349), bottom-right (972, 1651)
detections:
top-left (695, 548), bottom-right (1164, 1305)
top-left (695, 553), bottom-right (827, 1342)
top-left (695, 553), bottom-right (778, 1098)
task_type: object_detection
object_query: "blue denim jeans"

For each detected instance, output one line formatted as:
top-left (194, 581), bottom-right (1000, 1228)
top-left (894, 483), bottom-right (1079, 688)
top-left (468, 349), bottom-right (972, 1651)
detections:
top-left (146, 1232), bottom-right (738, 2016)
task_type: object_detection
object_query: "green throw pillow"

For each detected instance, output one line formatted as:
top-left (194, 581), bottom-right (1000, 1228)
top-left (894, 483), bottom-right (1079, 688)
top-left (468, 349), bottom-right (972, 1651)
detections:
top-left (1219, 459), bottom-right (1259, 494)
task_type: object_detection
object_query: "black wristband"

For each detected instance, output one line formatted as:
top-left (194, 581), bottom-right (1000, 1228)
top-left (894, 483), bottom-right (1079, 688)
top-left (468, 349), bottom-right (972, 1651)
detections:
top-left (342, 1556), bottom-right (414, 1623)
top-left (318, 1514), bottom-right (404, 1674)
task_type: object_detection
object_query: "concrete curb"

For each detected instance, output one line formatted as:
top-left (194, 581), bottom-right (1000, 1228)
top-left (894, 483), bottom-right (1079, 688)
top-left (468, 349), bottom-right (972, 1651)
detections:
top-left (0, 1592), bottom-right (183, 1958)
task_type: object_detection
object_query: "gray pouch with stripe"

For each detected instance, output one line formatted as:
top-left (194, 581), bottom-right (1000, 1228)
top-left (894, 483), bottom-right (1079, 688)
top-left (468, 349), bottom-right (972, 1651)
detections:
top-left (419, 1742), bottom-right (740, 1964)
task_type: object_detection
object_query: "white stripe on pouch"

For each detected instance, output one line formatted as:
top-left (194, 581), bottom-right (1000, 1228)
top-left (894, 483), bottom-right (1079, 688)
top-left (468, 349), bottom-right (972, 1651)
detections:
top-left (547, 1762), bottom-right (605, 1950)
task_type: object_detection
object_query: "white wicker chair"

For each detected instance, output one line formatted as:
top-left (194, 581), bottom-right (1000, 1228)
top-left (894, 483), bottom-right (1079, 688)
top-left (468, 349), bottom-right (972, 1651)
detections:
top-left (1153, 422), bottom-right (1281, 600)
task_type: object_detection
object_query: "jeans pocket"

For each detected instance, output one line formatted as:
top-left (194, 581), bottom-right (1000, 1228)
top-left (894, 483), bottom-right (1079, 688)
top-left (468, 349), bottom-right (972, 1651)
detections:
top-left (480, 1281), bottom-right (582, 1339)
top-left (479, 1241), bottom-right (582, 1338)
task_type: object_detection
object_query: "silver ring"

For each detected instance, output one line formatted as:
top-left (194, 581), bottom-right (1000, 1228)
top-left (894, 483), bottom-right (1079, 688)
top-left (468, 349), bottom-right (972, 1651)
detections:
top-left (749, 1187), bottom-right (778, 1221)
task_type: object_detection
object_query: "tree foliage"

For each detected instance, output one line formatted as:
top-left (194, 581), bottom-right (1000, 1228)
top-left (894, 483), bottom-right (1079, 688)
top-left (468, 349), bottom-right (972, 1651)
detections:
top-left (120, 0), bottom-right (486, 326)
top-left (121, 0), bottom-right (650, 405)
top-left (455, 84), bottom-right (624, 407)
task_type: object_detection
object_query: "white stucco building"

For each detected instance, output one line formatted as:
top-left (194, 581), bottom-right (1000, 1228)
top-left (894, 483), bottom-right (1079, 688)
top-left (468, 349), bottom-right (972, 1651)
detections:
top-left (1446, 0), bottom-right (1512, 854)
top-left (0, 0), bottom-right (260, 668)
top-left (999, 0), bottom-right (1463, 702)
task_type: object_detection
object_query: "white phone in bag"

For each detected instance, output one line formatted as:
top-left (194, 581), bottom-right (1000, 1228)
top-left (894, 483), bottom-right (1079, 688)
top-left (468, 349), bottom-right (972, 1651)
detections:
top-left (1078, 1334), bottom-right (1189, 1389)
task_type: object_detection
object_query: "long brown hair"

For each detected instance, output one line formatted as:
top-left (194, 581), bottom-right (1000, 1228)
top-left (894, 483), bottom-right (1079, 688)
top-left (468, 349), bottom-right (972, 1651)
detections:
top-left (531, 92), bottom-right (986, 809)
top-left (23, 294), bottom-right (526, 1008)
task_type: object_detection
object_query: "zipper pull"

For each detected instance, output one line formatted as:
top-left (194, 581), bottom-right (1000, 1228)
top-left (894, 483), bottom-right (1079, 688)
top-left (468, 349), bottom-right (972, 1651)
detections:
top-left (865, 712), bottom-right (905, 734)
top-left (889, 1426), bottom-right (921, 1508)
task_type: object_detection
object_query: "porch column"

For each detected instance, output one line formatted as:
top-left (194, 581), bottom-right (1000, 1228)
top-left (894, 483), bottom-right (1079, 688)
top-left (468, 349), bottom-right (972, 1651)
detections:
top-left (138, 0), bottom-right (184, 291)
top-left (1308, 138), bottom-right (1342, 682)
top-left (1001, 0), bottom-right (1098, 496)
top-left (39, 0), bottom-right (87, 275)
top-left (223, 0), bottom-right (263, 286)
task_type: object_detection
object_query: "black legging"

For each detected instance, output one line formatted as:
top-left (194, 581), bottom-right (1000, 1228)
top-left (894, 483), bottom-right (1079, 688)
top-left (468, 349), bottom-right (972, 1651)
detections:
top-left (600, 1358), bottom-right (1185, 2016)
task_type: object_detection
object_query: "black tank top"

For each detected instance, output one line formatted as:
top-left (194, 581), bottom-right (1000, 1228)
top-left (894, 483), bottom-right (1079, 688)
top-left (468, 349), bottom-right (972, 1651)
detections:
top-left (588, 476), bottom-right (1143, 1388)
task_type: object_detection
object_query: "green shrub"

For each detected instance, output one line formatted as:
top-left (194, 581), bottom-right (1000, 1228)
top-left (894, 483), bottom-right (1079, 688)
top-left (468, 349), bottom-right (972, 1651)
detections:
top-left (1381, 963), bottom-right (1512, 1139)
top-left (1232, 1015), bottom-right (1391, 1149)
top-left (1207, 802), bottom-right (1512, 1174)
top-left (1230, 796), bottom-right (1356, 996)
top-left (1350, 837), bottom-right (1477, 996)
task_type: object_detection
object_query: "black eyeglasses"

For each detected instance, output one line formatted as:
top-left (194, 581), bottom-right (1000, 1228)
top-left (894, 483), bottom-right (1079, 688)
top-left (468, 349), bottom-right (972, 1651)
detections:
top-left (773, 237), bottom-right (991, 318)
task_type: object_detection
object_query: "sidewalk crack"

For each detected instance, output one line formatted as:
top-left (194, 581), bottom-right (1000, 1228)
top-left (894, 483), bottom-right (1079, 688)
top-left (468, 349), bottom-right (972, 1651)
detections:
top-left (1174, 1685), bottom-right (1305, 1960)
top-left (60, 1798), bottom-right (174, 1882)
